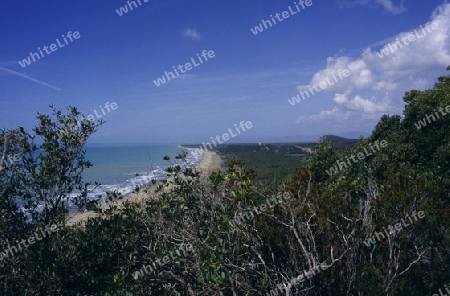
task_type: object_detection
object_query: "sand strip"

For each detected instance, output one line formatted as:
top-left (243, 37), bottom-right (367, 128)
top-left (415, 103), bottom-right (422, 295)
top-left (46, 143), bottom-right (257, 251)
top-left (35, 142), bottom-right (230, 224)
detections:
top-left (65, 150), bottom-right (222, 226)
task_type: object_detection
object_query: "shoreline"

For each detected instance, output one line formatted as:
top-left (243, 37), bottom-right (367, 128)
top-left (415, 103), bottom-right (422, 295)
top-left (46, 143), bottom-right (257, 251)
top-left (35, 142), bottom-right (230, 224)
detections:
top-left (190, 150), bottom-right (223, 177)
top-left (66, 150), bottom-right (222, 226)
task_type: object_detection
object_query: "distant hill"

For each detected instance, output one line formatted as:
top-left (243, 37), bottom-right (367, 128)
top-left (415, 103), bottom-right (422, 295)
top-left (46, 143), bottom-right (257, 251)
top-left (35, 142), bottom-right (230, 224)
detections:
top-left (318, 134), bottom-right (359, 149)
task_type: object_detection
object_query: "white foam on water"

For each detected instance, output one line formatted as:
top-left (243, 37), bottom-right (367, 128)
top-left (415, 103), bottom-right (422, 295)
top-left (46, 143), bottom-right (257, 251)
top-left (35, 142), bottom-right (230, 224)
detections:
top-left (19, 148), bottom-right (204, 222)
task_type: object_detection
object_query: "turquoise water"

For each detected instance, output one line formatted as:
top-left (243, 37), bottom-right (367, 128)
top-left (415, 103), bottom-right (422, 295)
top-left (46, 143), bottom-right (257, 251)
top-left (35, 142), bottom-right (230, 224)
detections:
top-left (21, 144), bottom-right (203, 219)
top-left (82, 144), bottom-right (191, 185)
top-left (80, 144), bottom-right (202, 196)
top-left (43, 144), bottom-right (203, 212)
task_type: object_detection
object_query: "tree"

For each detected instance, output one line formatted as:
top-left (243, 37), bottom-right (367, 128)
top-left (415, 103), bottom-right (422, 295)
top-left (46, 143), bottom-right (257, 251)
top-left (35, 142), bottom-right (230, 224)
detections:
top-left (0, 104), bottom-right (103, 227)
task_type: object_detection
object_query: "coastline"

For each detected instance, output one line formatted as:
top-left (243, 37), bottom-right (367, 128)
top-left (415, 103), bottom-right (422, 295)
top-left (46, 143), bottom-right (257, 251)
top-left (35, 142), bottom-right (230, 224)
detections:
top-left (66, 150), bottom-right (222, 226)
top-left (191, 150), bottom-right (223, 177)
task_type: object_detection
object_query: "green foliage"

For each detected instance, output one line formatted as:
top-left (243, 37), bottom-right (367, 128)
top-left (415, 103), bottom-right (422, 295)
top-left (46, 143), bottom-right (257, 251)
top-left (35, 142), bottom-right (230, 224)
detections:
top-left (1, 105), bottom-right (103, 227)
top-left (226, 152), bottom-right (304, 183)
top-left (1, 68), bottom-right (450, 295)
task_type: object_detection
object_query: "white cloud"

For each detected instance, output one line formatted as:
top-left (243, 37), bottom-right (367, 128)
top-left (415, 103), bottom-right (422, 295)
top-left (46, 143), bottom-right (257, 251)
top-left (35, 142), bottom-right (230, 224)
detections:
top-left (297, 57), bottom-right (373, 93)
top-left (375, 0), bottom-right (405, 14)
top-left (332, 91), bottom-right (387, 113)
top-left (347, 60), bottom-right (373, 88)
top-left (333, 90), bottom-right (351, 105)
top-left (339, 0), bottom-right (406, 14)
top-left (294, 3), bottom-right (450, 127)
top-left (182, 28), bottom-right (201, 40)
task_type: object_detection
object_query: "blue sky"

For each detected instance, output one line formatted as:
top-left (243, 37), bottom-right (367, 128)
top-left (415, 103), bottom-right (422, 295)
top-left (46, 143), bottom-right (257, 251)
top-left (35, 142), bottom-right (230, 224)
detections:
top-left (1, 0), bottom-right (449, 144)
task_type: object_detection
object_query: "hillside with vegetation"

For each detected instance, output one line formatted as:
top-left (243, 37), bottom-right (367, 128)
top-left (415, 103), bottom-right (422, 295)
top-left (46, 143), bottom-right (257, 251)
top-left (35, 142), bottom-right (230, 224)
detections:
top-left (0, 68), bottom-right (449, 295)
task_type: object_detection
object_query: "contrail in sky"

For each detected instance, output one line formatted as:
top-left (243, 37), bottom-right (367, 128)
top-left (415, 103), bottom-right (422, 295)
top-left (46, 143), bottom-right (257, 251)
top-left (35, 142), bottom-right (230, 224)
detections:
top-left (0, 67), bottom-right (61, 91)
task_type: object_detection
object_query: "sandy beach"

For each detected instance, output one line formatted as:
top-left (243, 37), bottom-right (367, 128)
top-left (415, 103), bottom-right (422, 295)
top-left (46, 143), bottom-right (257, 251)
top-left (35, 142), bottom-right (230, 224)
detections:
top-left (192, 150), bottom-right (223, 177)
top-left (66, 150), bottom-right (222, 226)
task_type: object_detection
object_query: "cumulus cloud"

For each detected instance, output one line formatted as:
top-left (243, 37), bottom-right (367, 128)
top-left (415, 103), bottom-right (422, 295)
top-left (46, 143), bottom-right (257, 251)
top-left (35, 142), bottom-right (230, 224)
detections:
top-left (182, 28), bottom-right (201, 40)
top-left (297, 57), bottom-right (373, 93)
top-left (294, 3), bottom-right (450, 126)
top-left (332, 91), bottom-right (387, 113)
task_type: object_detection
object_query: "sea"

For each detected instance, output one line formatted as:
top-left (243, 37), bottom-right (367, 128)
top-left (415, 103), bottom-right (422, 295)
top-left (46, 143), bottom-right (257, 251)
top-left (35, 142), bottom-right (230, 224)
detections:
top-left (23, 144), bottom-right (203, 215)
top-left (79, 144), bottom-right (202, 200)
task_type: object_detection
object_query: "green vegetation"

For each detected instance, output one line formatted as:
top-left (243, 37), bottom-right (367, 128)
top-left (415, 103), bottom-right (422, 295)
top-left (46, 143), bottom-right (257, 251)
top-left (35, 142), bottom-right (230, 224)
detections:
top-left (0, 68), bottom-right (449, 295)
top-left (214, 139), bottom-right (358, 183)
top-left (216, 143), bottom-right (311, 183)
